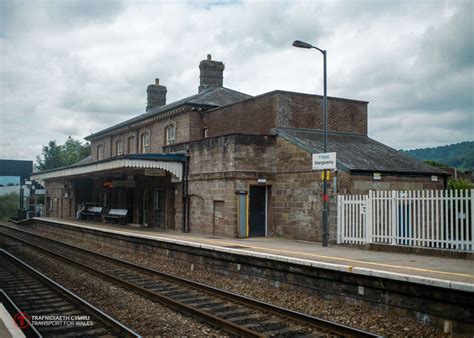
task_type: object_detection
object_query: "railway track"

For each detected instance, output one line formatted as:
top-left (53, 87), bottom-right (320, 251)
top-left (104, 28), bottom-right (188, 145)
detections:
top-left (0, 248), bottom-right (139, 337)
top-left (0, 224), bottom-right (379, 337)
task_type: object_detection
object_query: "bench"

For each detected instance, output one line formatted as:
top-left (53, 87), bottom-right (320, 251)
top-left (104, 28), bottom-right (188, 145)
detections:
top-left (104, 209), bottom-right (128, 225)
top-left (81, 206), bottom-right (103, 221)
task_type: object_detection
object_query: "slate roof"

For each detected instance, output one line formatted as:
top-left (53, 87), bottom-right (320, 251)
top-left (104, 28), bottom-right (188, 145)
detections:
top-left (85, 87), bottom-right (251, 140)
top-left (277, 128), bottom-right (448, 175)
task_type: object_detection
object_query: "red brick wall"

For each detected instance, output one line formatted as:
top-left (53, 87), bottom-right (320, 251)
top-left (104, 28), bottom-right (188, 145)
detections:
top-left (202, 91), bottom-right (368, 139)
top-left (275, 91), bottom-right (368, 135)
top-left (202, 94), bottom-right (276, 137)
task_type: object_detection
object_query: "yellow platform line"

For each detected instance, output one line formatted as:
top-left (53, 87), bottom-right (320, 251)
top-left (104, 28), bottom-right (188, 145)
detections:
top-left (35, 220), bottom-right (474, 281)
top-left (156, 234), bottom-right (474, 280)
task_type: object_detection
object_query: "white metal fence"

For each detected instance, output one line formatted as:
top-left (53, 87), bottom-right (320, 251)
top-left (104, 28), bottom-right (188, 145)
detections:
top-left (337, 189), bottom-right (474, 251)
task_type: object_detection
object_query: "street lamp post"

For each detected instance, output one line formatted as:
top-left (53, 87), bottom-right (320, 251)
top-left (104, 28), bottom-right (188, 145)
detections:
top-left (292, 40), bottom-right (329, 247)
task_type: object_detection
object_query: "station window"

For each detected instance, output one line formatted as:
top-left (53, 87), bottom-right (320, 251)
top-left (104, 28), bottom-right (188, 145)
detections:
top-left (127, 136), bottom-right (135, 154)
top-left (203, 127), bottom-right (208, 138)
top-left (141, 132), bottom-right (150, 153)
top-left (165, 125), bottom-right (175, 145)
top-left (97, 144), bottom-right (104, 160)
top-left (116, 139), bottom-right (123, 156)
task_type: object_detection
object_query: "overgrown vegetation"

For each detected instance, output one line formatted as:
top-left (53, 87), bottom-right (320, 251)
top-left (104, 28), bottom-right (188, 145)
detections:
top-left (0, 192), bottom-right (19, 220)
top-left (402, 141), bottom-right (474, 172)
top-left (448, 178), bottom-right (473, 190)
top-left (36, 136), bottom-right (90, 171)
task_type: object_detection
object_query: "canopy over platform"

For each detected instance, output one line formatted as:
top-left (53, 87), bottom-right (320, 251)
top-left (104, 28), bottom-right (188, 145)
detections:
top-left (31, 154), bottom-right (186, 182)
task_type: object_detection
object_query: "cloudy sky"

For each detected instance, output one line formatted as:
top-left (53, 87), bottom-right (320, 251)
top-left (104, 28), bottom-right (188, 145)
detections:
top-left (0, 0), bottom-right (472, 161)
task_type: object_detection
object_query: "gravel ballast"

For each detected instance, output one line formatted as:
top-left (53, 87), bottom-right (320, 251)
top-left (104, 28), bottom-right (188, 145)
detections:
top-left (0, 236), bottom-right (223, 337)
top-left (3, 223), bottom-right (446, 336)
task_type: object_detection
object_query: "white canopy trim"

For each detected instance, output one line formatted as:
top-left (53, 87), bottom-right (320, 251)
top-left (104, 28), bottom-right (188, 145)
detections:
top-left (31, 159), bottom-right (183, 181)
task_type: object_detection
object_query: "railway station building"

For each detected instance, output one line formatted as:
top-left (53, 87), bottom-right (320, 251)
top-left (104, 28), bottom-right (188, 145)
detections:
top-left (32, 55), bottom-right (448, 241)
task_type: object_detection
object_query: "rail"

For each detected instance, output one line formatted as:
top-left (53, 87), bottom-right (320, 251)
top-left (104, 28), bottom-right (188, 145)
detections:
top-left (0, 223), bottom-right (379, 337)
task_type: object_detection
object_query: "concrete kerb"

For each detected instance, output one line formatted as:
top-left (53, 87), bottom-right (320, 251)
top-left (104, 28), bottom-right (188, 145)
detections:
top-left (29, 217), bottom-right (474, 293)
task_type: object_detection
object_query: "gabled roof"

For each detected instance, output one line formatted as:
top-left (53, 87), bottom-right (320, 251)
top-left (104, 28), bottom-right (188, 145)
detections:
top-left (277, 128), bottom-right (448, 175)
top-left (85, 87), bottom-right (251, 140)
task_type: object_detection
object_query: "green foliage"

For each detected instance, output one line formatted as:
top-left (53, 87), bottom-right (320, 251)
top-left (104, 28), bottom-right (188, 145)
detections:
top-left (423, 160), bottom-right (449, 168)
top-left (0, 193), bottom-right (19, 220)
top-left (36, 136), bottom-right (90, 171)
top-left (447, 178), bottom-right (473, 190)
top-left (401, 141), bottom-right (474, 172)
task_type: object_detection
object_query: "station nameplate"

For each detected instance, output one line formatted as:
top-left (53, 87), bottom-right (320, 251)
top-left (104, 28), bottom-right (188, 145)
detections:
top-left (145, 169), bottom-right (166, 176)
top-left (312, 152), bottom-right (336, 170)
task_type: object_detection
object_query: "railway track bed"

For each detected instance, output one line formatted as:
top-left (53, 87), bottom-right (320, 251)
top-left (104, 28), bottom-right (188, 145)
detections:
top-left (0, 248), bottom-right (139, 337)
top-left (0, 224), bottom-right (378, 337)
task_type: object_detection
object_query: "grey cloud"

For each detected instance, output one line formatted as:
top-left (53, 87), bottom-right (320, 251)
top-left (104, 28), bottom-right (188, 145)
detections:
top-left (0, 0), bottom-right (472, 161)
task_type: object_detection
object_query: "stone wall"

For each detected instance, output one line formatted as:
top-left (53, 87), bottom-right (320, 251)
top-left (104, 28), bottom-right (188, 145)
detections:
top-left (89, 107), bottom-right (196, 159)
top-left (44, 179), bottom-right (76, 219)
top-left (337, 171), bottom-right (445, 194)
top-left (273, 137), bottom-right (333, 241)
top-left (166, 134), bottom-right (276, 237)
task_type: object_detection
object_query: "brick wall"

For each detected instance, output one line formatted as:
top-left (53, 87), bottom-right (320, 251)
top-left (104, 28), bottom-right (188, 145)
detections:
top-left (202, 95), bottom-right (276, 137)
top-left (275, 91), bottom-right (368, 134)
top-left (202, 91), bottom-right (368, 139)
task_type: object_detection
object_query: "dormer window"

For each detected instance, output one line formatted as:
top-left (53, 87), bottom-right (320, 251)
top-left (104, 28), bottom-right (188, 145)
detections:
top-left (165, 125), bottom-right (175, 145)
top-left (97, 145), bottom-right (103, 160)
top-left (141, 132), bottom-right (150, 153)
top-left (116, 139), bottom-right (123, 156)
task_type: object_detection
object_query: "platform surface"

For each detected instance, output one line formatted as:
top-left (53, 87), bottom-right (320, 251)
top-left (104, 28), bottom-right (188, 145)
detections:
top-left (6, 218), bottom-right (474, 291)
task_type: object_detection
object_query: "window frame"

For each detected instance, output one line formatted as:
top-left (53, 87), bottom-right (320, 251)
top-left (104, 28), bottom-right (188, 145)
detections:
top-left (141, 132), bottom-right (150, 153)
top-left (97, 144), bottom-right (104, 160)
top-left (116, 139), bottom-right (123, 156)
top-left (165, 125), bottom-right (175, 145)
top-left (127, 136), bottom-right (135, 154)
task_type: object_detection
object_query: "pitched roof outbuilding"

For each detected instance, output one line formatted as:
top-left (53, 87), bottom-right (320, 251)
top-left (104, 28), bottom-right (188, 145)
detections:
top-left (277, 128), bottom-right (448, 175)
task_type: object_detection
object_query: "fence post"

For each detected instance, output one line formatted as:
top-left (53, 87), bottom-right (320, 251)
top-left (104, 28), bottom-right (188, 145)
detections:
top-left (337, 195), bottom-right (341, 244)
top-left (366, 191), bottom-right (373, 244)
top-left (391, 190), bottom-right (397, 245)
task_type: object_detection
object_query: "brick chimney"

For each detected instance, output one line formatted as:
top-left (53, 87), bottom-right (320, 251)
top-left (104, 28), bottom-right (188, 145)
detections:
top-left (146, 78), bottom-right (167, 111)
top-left (199, 54), bottom-right (224, 93)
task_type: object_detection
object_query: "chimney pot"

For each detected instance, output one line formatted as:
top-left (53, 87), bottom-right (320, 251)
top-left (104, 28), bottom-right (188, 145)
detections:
top-left (155, 78), bottom-right (160, 85)
top-left (207, 54), bottom-right (212, 61)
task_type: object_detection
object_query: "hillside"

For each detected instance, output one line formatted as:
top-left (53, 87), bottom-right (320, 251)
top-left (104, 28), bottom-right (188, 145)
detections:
top-left (401, 141), bottom-right (474, 172)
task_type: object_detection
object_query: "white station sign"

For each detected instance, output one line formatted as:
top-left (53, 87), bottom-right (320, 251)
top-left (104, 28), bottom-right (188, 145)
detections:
top-left (312, 152), bottom-right (336, 170)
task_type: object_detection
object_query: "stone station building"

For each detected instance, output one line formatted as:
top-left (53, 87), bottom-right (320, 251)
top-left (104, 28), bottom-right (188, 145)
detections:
top-left (32, 55), bottom-right (448, 241)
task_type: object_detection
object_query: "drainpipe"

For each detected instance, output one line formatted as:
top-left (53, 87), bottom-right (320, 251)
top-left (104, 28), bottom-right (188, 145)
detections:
top-left (185, 153), bottom-right (190, 233)
top-left (182, 154), bottom-right (190, 233)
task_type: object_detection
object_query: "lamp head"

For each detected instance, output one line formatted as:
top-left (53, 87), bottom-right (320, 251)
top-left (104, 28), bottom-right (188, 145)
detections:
top-left (292, 40), bottom-right (313, 49)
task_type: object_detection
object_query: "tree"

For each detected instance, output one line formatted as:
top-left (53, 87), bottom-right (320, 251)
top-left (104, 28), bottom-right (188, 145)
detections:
top-left (36, 136), bottom-right (90, 171)
top-left (0, 192), bottom-right (19, 220)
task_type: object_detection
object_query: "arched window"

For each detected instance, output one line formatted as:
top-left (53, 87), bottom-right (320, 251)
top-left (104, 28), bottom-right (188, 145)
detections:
top-left (165, 125), bottom-right (175, 145)
top-left (97, 144), bottom-right (103, 160)
top-left (127, 136), bottom-right (135, 154)
top-left (141, 132), bottom-right (150, 153)
top-left (116, 139), bottom-right (123, 156)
